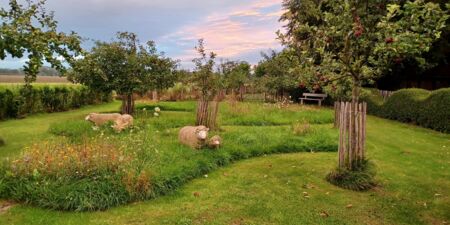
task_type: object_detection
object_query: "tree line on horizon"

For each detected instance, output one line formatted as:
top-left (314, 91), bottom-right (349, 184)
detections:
top-left (0, 66), bottom-right (61, 76)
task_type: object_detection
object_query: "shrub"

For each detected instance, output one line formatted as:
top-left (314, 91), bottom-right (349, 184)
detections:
top-left (418, 88), bottom-right (450, 133)
top-left (381, 89), bottom-right (430, 123)
top-left (0, 85), bottom-right (111, 120)
top-left (161, 82), bottom-right (195, 101)
top-left (362, 88), bottom-right (450, 133)
top-left (360, 88), bottom-right (384, 115)
top-left (0, 139), bottom-right (152, 211)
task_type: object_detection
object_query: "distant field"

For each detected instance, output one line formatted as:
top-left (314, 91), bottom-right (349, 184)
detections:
top-left (0, 75), bottom-right (69, 83)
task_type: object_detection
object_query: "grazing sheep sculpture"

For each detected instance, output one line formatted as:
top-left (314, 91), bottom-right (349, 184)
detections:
top-left (208, 135), bottom-right (222, 149)
top-left (85, 113), bottom-right (122, 126)
top-left (112, 114), bottom-right (134, 132)
top-left (179, 126), bottom-right (209, 149)
top-left (85, 113), bottom-right (134, 132)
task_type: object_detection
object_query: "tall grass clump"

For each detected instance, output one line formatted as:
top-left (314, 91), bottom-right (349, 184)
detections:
top-left (0, 139), bottom-right (152, 211)
top-left (291, 120), bottom-right (312, 136)
top-left (326, 160), bottom-right (377, 191)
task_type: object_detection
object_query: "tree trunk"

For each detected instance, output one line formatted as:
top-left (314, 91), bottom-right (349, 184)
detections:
top-left (239, 85), bottom-right (244, 101)
top-left (152, 90), bottom-right (159, 101)
top-left (121, 94), bottom-right (134, 115)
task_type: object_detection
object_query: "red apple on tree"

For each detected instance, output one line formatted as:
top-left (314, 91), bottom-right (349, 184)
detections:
top-left (299, 82), bottom-right (305, 88)
top-left (385, 37), bottom-right (394, 44)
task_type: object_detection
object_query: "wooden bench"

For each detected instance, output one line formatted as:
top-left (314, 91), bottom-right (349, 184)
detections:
top-left (300, 93), bottom-right (328, 106)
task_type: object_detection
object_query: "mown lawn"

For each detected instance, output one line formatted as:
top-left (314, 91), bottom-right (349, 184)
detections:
top-left (0, 101), bottom-right (449, 225)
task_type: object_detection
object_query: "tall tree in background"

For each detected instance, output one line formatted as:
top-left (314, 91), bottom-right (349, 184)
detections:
top-left (219, 60), bottom-right (251, 101)
top-left (192, 39), bottom-right (221, 130)
top-left (254, 49), bottom-right (300, 101)
top-left (69, 32), bottom-right (175, 114)
top-left (138, 41), bottom-right (178, 101)
top-left (0, 0), bottom-right (82, 83)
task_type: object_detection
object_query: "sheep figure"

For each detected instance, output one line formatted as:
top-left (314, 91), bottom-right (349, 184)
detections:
top-left (85, 113), bottom-right (122, 126)
top-left (208, 135), bottom-right (222, 149)
top-left (112, 114), bottom-right (134, 132)
top-left (85, 113), bottom-right (134, 132)
top-left (179, 125), bottom-right (209, 149)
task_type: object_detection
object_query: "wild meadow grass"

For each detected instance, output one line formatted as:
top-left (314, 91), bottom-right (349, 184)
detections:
top-left (0, 139), bottom-right (142, 211)
top-left (0, 101), bottom-right (337, 211)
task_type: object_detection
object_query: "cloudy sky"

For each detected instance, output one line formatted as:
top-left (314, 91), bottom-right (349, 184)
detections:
top-left (1, 0), bottom-right (285, 69)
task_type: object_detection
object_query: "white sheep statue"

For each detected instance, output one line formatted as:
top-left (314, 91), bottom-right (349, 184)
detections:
top-left (85, 113), bottom-right (122, 126)
top-left (178, 125), bottom-right (209, 149)
top-left (208, 135), bottom-right (222, 149)
top-left (85, 113), bottom-right (134, 132)
top-left (111, 114), bottom-right (134, 132)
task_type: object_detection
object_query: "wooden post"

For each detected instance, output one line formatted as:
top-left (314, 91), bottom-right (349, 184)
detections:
top-left (355, 103), bottom-right (360, 163)
top-left (349, 102), bottom-right (353, 168)
top-left (334, 102), bottom-right (341, 128)
top-left (342, 102), bottom-right (346, 168)
top-left (362, 102), bottom-right (366, 160)
top-left (338, 102), bottom-right (345, 167)
top-left (207, 100), bottom-right (220, 130)
top-left (196, 97), bottom-right (209, 126)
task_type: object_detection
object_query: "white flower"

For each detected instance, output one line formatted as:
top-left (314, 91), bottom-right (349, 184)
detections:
top-left (142, 108), bottom-right (147, 111)
top-left (92, 126), bottom-right (99, 131)
top-left (154, 112), bottom-right (160, 117)
top-left (154, 107), bottom-right (161, 112)
top-left (204, 174), bottom-right (208, 178)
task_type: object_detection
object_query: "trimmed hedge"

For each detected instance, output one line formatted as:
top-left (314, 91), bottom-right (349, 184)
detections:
top-left (0, 85), bottom-right (112, 120)
top-left (380, 88), bottom-right (430, 123)
top-left (362, 88), bottom-right (450, 133)
top-left (418, 89), bottom-right (450, 132)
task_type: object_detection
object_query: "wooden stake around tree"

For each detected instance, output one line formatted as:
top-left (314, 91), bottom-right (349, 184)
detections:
top-left (335, 101), bottom-right (367, 170)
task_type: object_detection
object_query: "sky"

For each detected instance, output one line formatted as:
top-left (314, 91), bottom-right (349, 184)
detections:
top-left (0, 0), bottom-right (285, 69)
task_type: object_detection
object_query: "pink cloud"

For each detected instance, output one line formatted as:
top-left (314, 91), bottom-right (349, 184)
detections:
top-left (160, 0), bottom-right (285, 66)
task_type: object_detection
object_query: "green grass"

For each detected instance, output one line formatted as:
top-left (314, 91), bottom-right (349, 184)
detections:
top-left (3, 101), bottom-right (336, 210)
top-left (137, 101), bottom-right (334, 126)
top-left (0, 101), bottom-right (449, 224)
top-left (0, 101), bottom-right (121, 158)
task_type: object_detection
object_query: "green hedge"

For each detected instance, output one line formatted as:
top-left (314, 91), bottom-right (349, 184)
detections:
top-left (380, 89), bottom-right (430, 123)
top-left (0, 85), bottom-right (112, 120)
top-left (418, 89), bottom-right (450, 132)
top-left (362, 88), bottom-right (450, 133)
